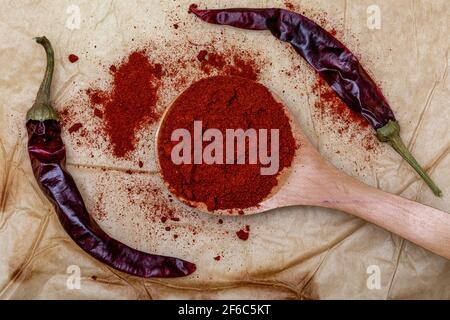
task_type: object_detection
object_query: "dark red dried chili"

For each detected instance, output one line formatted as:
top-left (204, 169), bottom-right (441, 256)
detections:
top-left (190, 5), bottom-right (442, 196)
top-left (26, 37), bottom-right (195, 278)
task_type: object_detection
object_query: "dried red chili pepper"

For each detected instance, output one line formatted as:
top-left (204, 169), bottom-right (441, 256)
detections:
top-left (26, 37), bottom-right (196, 278)
top-left (190, 5), bottom-right (442, 196)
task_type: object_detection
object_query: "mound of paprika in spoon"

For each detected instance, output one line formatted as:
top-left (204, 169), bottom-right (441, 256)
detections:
top-left (157, 76), bottom-right (296, 212)
top-left (189, 5), bottom-right (442, 197)
top-left (26, 37), bottom-right (195, 278)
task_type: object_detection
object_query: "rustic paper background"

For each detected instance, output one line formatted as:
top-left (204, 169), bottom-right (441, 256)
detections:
top-left (0, 0), bottom-right (449, 299)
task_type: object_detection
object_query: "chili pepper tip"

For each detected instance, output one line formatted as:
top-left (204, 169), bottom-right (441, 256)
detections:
top-left (188, 3), bottom-right (198, 13)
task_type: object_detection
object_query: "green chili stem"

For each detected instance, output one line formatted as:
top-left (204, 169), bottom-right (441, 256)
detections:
top-left (26, 36), bottom-right (58, 121)
top-left (377, 120), bottom-right (442, 197)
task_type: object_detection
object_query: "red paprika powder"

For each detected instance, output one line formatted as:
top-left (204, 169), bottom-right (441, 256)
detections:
top-left (157, 76), bottom-right (296, 211)
top-left (196, 49), bottom-right (260, 80)
top-left (87, 51), bottom-right (163, 158)
top-left (68, 54), bottom-right (79, 63)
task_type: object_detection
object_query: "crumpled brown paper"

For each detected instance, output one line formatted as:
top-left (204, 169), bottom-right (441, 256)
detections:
top-left (0, 0), bottom-right (449, 299)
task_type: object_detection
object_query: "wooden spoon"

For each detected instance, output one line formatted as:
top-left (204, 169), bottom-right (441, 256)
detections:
top-left (156, 91), bottom-right (450, 260)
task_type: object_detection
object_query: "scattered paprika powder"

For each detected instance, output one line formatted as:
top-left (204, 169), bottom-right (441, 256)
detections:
top-left (196, 49), bottom-right (260, 80)
top-left (87, 51), bottom-right (163, 158)
top-left (236, 225), bottom-right (250, 241)
top-left (68, 54), bottom-right (79, 63)
top-left (68, 122), bottom-right (83, 134)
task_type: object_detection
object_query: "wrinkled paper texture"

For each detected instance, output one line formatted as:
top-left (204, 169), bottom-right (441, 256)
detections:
top-left (0, 0), bottom-right (449, 299)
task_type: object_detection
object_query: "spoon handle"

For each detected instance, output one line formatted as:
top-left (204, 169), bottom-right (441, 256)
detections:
top-left (300, 163), bottom-right (450, 259)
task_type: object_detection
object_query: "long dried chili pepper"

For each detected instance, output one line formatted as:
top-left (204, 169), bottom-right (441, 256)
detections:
top-left (189, 5), bottom-right (442, 197)
top-left (26, 37), bottom-right (196, 277)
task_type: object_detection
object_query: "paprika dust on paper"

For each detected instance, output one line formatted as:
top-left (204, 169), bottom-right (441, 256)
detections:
top-left (86, 50), bottom-right (163, 158)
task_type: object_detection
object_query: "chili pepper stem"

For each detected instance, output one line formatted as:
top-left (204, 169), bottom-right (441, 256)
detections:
top-left (26, 36), bottom-right (58, 122)
top-left (377, 120), bottom-right (442, 197)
